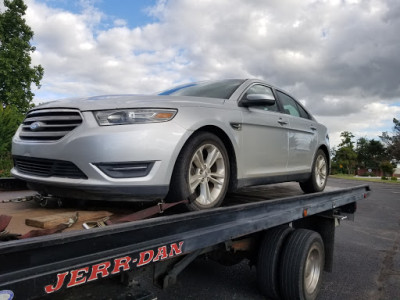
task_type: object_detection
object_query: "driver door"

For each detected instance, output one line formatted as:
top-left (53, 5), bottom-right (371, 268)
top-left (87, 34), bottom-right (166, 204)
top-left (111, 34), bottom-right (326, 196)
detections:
top-left (239, 84), bottom-right (289, 179)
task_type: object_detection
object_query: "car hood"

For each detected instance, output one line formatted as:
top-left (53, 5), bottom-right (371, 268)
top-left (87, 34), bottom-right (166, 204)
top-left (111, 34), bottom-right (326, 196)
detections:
top-left (31, 95), bottom-right (226, 112)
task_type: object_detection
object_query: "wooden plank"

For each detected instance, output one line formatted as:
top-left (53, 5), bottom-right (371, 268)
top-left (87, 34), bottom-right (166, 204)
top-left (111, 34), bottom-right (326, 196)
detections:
top-left (25, 211), bottom-right (113, 229)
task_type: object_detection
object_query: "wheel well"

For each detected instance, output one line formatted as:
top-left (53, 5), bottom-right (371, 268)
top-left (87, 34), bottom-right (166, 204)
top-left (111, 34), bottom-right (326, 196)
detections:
top-left (192, 126), bottom-right (238, 191)
top-left (318, 145), bottom-right (330, 170)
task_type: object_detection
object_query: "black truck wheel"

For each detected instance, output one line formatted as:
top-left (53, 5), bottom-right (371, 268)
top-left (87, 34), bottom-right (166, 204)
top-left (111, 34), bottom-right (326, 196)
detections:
top-left (167, 132), bottom-right (230, 211)
top-left (300, 149), bottom-right (328, 193)
top-left (279, 229), bottom-right (325, 300)
top-left (257, 225), bottom-right (294, 300)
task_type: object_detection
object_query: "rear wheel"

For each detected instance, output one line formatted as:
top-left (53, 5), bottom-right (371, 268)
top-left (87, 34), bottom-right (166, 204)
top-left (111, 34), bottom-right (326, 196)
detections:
top-left (300, 149), bottom-right (328, 193)
top-left (167, 132), bottom-right (230, 211)
top-left (279, 229), bottom-right (325, 300)
top-left (257, 226), bottom-right (294, 299)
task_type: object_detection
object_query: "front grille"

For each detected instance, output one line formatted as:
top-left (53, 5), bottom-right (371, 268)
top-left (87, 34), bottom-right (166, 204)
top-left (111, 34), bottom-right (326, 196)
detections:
top-left (13, 156), bottom-right (87, 179)
top-left (19, 109), bottom-right (83, 141)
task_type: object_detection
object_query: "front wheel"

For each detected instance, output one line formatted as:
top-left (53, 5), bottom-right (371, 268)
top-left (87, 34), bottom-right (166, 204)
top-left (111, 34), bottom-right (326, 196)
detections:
top-left (300, 149), bottom-right (328, 193)
top-left (167, 132), bottom-right (230, 211)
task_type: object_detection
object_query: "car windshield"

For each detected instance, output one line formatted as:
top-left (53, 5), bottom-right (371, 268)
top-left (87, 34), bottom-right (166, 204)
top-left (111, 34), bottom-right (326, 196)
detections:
top-left (158, 79), bottom-right (245, 99)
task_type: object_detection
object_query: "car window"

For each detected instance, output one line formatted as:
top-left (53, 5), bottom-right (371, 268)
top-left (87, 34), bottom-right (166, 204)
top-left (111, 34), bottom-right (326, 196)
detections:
top-left (297, 103), bottom-right (311, 119)
top-left (243, 84), bottom-right (278, 112)
top-left (276, 91), bottom-right (309, 119)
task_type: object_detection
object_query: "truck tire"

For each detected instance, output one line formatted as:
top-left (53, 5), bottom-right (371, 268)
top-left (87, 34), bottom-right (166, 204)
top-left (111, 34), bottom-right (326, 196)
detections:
top-left (300, 149), bottom-right (328, 193)
top-left (257, 225), bottom-right (294, 300)
top-left (279, 229), bottom-right (325, 300)
top-left (167, 132), bottom-right (230, 211)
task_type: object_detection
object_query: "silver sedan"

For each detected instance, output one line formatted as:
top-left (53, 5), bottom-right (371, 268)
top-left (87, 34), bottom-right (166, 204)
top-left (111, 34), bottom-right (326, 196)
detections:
top-left (11, 79), bottom-right (330, 210)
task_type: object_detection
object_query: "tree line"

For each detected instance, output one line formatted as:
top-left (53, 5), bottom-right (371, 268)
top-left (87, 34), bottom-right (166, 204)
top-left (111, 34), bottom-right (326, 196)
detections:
top-left (331, 118), bottom-right (400, 177)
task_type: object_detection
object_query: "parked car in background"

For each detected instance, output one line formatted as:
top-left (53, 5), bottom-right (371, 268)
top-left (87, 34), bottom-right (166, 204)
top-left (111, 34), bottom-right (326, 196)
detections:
top-left (11, 79), bottom-right (330, 210)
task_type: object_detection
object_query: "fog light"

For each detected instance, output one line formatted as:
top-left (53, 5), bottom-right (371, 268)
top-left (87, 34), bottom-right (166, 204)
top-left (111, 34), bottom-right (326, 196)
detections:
top-left (95, 162), bottom-right (154, 178)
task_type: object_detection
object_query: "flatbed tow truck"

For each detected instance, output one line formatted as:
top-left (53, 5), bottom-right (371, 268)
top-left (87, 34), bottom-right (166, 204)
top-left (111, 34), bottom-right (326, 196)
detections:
top-left (0, 179), bottom-right (370, 300)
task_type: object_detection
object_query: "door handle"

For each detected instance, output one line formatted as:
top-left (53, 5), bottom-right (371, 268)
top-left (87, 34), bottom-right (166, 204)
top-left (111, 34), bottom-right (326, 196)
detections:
top-left (278, 119), bottom-right (288, 125)
top-left (310, 126), bottom-right (317, 131)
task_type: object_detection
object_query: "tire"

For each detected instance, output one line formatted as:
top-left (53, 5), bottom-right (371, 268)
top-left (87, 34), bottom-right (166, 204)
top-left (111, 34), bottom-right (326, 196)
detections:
top-left (257, 226), bottom-right (294, 300)
top-left (300, 149), bottom-right (328, 193)
top-left (279, 229), bottom-right (325, 300)
top-left (167, 132), bottom-right (230, 211)
top-left (35, 196), bottom-right (63, 208)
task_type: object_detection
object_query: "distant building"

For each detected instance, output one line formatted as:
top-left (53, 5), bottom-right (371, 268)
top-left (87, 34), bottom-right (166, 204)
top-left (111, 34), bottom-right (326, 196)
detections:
top-left (357, 163), bottom-right (400, 178)
top-left (357, 168), bottom-right (382, 177)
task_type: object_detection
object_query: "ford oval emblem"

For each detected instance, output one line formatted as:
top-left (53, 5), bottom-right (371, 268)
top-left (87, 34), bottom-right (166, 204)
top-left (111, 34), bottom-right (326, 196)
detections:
top-left (30, 121), bottom-right (45, 131)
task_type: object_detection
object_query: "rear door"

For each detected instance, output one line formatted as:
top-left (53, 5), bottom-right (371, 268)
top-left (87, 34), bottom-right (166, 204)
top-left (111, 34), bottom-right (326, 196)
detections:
top-left (275, 90), bottom-right (317, 173)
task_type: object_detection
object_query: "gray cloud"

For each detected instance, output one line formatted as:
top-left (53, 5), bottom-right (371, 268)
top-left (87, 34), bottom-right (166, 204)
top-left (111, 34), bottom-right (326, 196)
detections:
top-left (23, 0), bottom-right (400, 146)
top-left (144, 0), bottom-right (400, 116)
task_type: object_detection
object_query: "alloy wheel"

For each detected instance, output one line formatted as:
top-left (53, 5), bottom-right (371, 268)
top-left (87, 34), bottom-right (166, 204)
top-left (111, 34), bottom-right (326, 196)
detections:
top-left (315, 154), bottom-right (327, 188)
top-left (188, 143), bottom-right (226, 206)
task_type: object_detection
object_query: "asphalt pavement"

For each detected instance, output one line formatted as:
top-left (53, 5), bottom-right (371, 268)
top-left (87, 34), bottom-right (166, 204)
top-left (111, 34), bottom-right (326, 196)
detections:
top-left (319, 178), bottom-right (400, 300)
top-left (146, 178), bottom-right (400, 300)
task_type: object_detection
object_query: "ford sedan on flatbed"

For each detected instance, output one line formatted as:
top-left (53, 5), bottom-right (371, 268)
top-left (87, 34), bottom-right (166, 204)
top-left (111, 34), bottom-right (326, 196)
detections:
top-left (11, 79), bottom-right (330, 210)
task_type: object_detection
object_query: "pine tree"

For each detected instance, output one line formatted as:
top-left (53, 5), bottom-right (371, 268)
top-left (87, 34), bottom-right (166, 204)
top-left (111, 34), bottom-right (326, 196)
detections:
top-left (0, 0), bottom-right (44, 113)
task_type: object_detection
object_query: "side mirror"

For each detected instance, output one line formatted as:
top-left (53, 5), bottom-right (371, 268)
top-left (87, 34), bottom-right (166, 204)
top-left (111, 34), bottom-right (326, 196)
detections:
top-left (239, 94), bottom-right (276, 107)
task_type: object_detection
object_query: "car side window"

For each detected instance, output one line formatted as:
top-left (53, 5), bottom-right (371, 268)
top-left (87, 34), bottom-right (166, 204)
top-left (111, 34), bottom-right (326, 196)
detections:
top-left (243, 84), bottom-right (278, 112)
top-left (297, 103), bottom-right (310, 119)
top-left (276, 91), bottom-right (309, 119)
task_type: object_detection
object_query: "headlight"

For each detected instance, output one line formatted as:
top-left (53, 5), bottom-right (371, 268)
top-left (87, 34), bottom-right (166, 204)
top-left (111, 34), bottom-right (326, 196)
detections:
top-left (93, 109), bottom-right (177, 126)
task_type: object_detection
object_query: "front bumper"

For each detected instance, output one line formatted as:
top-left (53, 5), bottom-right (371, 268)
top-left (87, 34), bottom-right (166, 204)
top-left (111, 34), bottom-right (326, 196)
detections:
top-left (11, 111), bottom-right (189, 200)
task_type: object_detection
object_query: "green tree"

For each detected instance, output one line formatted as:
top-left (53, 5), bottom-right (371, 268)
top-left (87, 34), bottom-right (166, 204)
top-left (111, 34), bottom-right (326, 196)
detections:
top-left (356, 137), bottom-right (368, 168)
top-left (380, 161), bottom-right (394, 178)
top-left (356, 137), bottom-right (388, 170)
top-left (0, 104), bottom-right (23, 153)
top-left (0, 105), bottom-right (23, 176)
top-left (338, 131), bottom-right (355, 148)
top-left (333, 131), bottom-right (357, 174)
top-left (381, 118), bottom-right (400, 161)
top-left (0, 0), bottom-right (44, 113)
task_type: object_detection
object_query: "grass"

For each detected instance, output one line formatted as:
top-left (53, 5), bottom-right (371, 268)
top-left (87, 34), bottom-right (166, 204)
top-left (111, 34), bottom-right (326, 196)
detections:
top-left (331, 174), bottom-right (400, 184)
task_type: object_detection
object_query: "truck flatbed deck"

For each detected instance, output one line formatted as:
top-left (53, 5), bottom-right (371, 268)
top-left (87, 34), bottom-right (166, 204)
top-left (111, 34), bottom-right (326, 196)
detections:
top-left (0, 181), bottom-right (370, 300)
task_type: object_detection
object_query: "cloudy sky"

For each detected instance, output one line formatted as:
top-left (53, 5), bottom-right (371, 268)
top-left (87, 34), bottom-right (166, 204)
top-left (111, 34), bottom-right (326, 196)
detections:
top-left (3, 0), bottom-right (400, 147)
